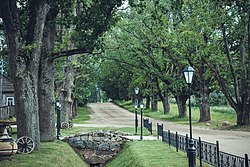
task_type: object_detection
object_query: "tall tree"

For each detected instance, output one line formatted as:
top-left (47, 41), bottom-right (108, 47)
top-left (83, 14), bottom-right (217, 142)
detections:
top-left (0, 0), bottom-right (125, 149)
top-left (0, 0), bottom-right (50, 149)
top-left (205, 0), bottom-right (250, 125)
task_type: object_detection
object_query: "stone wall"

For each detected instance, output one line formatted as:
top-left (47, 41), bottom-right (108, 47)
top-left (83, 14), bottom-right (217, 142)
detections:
top-left (63, 130), bottom-right (130, 167)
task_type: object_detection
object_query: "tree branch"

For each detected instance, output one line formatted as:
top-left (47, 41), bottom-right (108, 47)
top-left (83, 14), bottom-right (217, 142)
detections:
top-left (49, 48), bottom-right (100, 61)
top-left (221, 23), bottom-right (241, 107)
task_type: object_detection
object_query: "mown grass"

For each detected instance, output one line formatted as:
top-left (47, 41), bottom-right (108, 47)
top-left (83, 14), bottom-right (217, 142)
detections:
top-left (0, 141), bottom-right (88, 167)
top-left (72, 106), bottom-right (90, 124)
top-left (2, 105), bottom-right (211, 167)
top-left (115, 100), bottom-right (250, 131)
top-left (107, 140), bottom-right (208, 167)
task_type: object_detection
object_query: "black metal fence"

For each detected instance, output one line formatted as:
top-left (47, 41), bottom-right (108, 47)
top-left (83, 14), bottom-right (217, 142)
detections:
top-left (146, 119), bottom-right (250, 167)
top-left (143, 118), bottom-right (152, 135)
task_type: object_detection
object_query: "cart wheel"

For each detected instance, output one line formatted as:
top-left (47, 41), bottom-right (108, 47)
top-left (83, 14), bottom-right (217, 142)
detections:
top-left (16, 136), bottom-right (35, 154)
top-left (61, 122), bottom-right (69, 129)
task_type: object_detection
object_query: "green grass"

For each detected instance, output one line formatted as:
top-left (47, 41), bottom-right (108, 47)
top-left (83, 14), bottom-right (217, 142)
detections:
top-left (115, 100), bottom-right (250, 131)
top-left (107, 140), bottom-right (208, 167)
top-left (0, 141), bottom-right (88, 167)
top-left (73, 106), bottom-right (90, 124)
top-left (3, 105), bottom-right (211, 167)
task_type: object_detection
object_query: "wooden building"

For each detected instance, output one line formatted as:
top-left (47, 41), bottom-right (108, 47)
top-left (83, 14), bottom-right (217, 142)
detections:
top-left (0, 75), bottom-right (15, 119)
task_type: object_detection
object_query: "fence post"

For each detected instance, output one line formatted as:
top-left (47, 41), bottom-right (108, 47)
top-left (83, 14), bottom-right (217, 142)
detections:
top-left (186, 134), bottom-right (188, 157)
top-left (150, 122), bottom-right (152, 135)
top-left (245, 154), bottom-right (249, 167)
top-left (161, 124), bottom-right (164, 142)
top-left (199, 137), bottom-right (202, 167)
top-left (168, 130), bottom-right (171, 146)
top-left (216, 141), bottom-right (220, 167)
top-left (176, 132), bottom-right (178, 152)
top-left (157, 123), bottom-right (159, 140)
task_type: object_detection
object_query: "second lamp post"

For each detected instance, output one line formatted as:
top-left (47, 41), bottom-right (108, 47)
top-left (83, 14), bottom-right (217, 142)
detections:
top-left (183, 66), bottom-right (196, 167)
top-left (134, 87), bottom-right (139, 135)
top-left (140, 101), bottom-right (143, 140)
top-left (56, 100), bottom-right (62, 140)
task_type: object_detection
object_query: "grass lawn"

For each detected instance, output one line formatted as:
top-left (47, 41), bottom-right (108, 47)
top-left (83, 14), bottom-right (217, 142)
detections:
top-left (0, 141), bottom-right (88, 167)
top-left (115, 100), bottom-right (250, 131)
top-left (72, 107), bottom-right (90, 124)
top-left (107, 140), bottom-right (208, 167)
top-left (1, 105), bottom-right (213, 167)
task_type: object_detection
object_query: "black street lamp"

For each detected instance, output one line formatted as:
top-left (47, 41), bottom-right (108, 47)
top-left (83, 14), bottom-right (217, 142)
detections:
top-left (183, 66), bottom-right (196, 167)
top-left (56, 100), bottom-right (62, 140)
top-left (134, 87), bottom-right (139, 135)
top-left (140, 101), bottom-right (143, 140)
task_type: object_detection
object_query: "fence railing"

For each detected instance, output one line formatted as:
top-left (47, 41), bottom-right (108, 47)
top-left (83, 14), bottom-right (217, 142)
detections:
top-left (148, 119), bottom-right (250, 167)
top-left (0, 106), bottom-right (15, 120)
top-left (143, 118), bottom-right (152, 135)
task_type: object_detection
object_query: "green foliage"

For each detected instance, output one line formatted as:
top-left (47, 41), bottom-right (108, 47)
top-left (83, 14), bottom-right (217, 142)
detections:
top-left (209, 91), bottom-right (228, 106)
top-left (20, 43), bottom-right (41, 58)
top-left (98, 59), bottom-right (133, 100)
top-left (72, 0), bottom-right (123, 51)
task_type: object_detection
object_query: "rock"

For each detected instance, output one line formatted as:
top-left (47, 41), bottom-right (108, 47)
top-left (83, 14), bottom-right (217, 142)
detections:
top-left (66, 130), bottom-right (126, 166)
top-left (70, 140), bottom-right (86, 150)
top-left (96, 131), bottom-right (105, 137)
top-left (102, 138), bottom-right (109, 142)
top-left (98, 143), bottom-right (110, 151)
top-left (110, 142), bottom-right (120, 151)
top-left (85, 140), bottom-right (98, 150)
top-left (222, 121), bottom-right (232, 126)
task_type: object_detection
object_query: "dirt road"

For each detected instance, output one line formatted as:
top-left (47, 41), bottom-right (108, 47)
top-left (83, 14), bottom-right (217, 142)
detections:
top-left (82, 103), bottom-right (250, 157)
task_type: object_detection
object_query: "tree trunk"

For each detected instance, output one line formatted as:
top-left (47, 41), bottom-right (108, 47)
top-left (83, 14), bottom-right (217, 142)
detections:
top-left (2, 1), bottom-right (50, 149)
top-left (151, 93), bottom-right (158, 112)
top-left (159, 90), bottom-right (170, 114)
top-left (146, 94), bottom-right (150, 109)
top-left (60, 56), bottom-right (76, 123)
top-left (236, 108), bottom-right (250, 126)
top-left (196, 63), bottom-right (211, 122)
top-left (72, 99), bottom-right (77, 118)
top-left (38, 58), bottom-right (56, 141)
top-left (38, 7), bottom-right (58, 141)
top-left (175, 96), bottom-right (187, 117)
top-left (197, 85), bottom-right (211, 122)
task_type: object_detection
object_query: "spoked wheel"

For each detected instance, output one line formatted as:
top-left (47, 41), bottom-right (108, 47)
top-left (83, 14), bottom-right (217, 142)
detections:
top-left (61, 122), bottom-right (69, 129)
top-left (16, 136), bottom-right (35, 154)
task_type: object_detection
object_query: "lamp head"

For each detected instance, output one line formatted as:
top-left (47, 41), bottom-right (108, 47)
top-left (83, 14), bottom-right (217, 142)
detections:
top-left (134, 102), bottom-right (138, 109)
top-left (134, 87), bottom-right (139, 95)
top-left (56, 100), bottom-right (61, 108)
top-left (183, 66), bottom-right (195, 84)
top-left (140, 101), bottom-right (143, 109)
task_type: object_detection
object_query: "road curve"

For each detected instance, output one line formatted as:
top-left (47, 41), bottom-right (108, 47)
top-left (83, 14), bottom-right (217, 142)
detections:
top-left (83, 102), bottom-right (250, 157)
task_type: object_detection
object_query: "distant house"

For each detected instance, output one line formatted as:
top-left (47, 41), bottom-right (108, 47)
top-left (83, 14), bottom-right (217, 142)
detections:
top-left (1, 75), bottom-right (14, 106)
top-left (0, 75), bottom-right (15, 119)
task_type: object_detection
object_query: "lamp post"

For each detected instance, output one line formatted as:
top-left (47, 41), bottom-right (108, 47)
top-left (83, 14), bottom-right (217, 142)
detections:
top-left (134, 87), bottom-right (139, 135)
top-left (183, 66), bottom-right (196, 167)
top-left (140, 101), bottom-right (143, 140)
top-left (56, 100), bottom-right (62, 140)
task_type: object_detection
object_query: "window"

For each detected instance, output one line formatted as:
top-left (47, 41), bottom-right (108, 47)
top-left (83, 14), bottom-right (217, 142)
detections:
top-left (6, 97), bottom-right (14, 106)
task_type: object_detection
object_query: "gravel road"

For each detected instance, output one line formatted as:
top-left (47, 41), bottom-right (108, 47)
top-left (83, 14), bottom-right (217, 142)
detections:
top-left (80, 102), bottom-right (250, 157)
